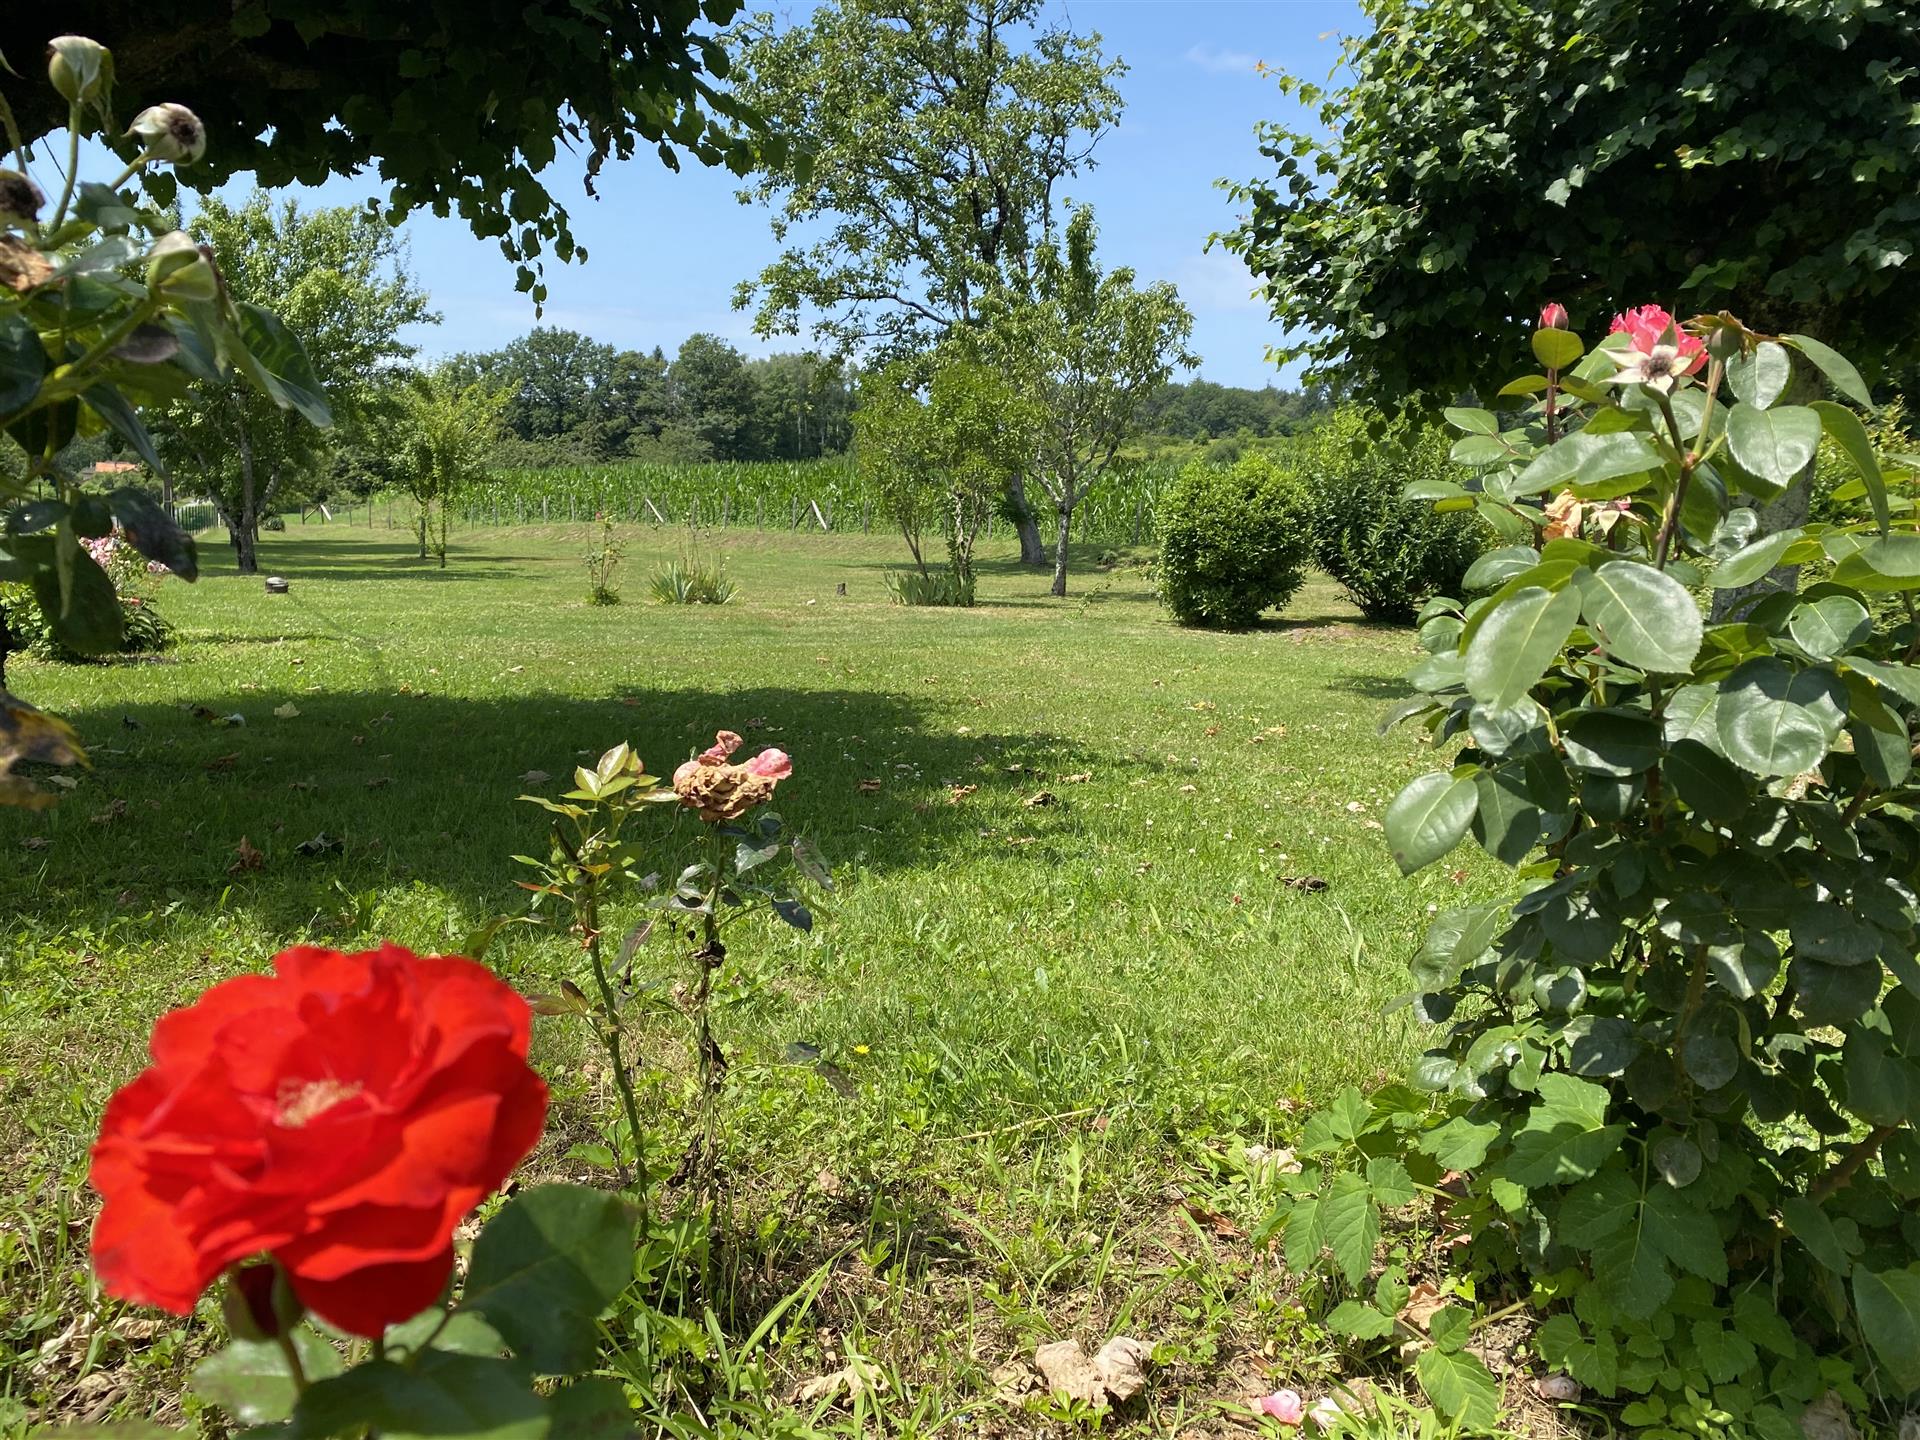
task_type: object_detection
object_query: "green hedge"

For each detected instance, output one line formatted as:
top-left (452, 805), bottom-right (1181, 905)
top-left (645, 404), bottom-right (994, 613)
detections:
top-left (1156, 453), bottom-right (1314, 629)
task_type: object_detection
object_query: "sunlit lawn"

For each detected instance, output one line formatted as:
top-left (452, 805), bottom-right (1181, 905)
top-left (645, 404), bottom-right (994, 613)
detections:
top-left (0, 520), bottom-right (1479, 1433)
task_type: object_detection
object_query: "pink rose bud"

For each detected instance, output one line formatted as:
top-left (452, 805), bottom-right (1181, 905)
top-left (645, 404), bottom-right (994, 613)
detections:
top-left (1255, 1390), bottom-right (1305, 1425)
top-left (1538, 302), bottom-right (1569, 330)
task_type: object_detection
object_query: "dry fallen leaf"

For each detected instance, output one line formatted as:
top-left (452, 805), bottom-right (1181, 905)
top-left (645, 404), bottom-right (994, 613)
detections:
top-left (857, 778), bottom-right (882, 793)
top-left (21, 835), bottom-right (49, 850)
top-left (1182, 1202), bottom-right (1246, 1239)
top-left (366, 777), bottom-right (393, 790)
top-left (1024, 790), bottom-right (1058, 808)
top-left (1033, 1337), bottom-right (1149, 1410)
top-left (274, 703), bottom-right (301, 719)
top-left (1061, 771), bottom-right (1092, 783)
top-left (1282, 876), bottom-right (1330, 893)
top-left (947, 783), bottom-right (978, 804)
top-left (519, 769), bottom-right (551, 786)
top-left (205, 753), bottom-right (239, 774)
top-left (229, 837), bottom-right (265, 875)
top-left (795, 1356), bottom-right (887, 1406)
top-left (1398, 1282), bottom-right (1447, 1333)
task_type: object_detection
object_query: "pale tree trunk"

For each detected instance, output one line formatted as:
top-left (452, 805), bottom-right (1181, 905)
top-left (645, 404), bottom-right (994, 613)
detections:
top-left (1008, 473), bottom-right (1047, 566)
top-left (1710, 362), bottom-right (1821, 620)
top-left (1051, 506), bottom-right (1071, 597)
top-left (230, 430), bottom-right (260, 574)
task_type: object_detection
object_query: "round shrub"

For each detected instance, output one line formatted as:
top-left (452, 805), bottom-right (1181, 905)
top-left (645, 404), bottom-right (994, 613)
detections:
top-left (1295, 408), bottom-right (1482, 623)
top-left (1156, 453), bottom-right (1313, 629)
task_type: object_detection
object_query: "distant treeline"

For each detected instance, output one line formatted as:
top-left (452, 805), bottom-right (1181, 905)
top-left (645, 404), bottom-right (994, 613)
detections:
top-left (1133, 379), bottom-right (1334, 438)
top-left (439, 327), bottom-right (858, 467)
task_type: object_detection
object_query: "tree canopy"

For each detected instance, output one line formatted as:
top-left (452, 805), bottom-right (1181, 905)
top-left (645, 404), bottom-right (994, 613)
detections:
top-left (19, 2), bottom-right (777, 301)
top-left (730, 0), bottom-right (1123, 360)
top-left (1222, 0), bottom-right (1920, 402)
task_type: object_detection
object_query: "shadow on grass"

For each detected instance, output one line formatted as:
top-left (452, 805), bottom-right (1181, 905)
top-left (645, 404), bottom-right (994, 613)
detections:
top-left (2, 685), bottom-right (1128, 935)
top-left (199, 534), bottom-right (536, 584)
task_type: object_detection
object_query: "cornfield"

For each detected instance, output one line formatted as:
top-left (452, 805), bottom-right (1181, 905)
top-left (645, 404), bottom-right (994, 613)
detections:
top-left (459, 457), bottom-right (1183, 546)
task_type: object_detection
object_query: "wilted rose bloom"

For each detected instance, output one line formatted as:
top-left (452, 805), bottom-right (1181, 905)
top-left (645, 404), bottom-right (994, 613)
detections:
top-left (89, 943), bottom-right (547, 1338)
top-left (1537, 301), bottom-right (1569, 330)
top-left (1254, 1389), bottom-right (1305, 1425)
top-left (1543, 490), bottom-right (1632, 542)
top-left (0, 170), bottom-right (45, 225)
top-left (673, 729), bottom-right (793, 822)
top-left (126, 104), bottom-right (207, 165)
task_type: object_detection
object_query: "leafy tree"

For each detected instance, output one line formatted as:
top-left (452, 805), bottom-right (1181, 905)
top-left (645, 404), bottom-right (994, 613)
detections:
top-left (731, 0), bottom-right (1122, 563)
top-left (157, 194), bottom-right (434, 572)
top-left (993, 206), bottom-right (1196, 595)
top-left (448, 328), bottom-right (617, 449)
top-left (1220, 0), bottom-right (1920, 401)
top-left (669, 333), bottom-right (755, 458)
top-left (856, 351), bottom-right (1032, 602)
top-left (18, 2), bottom-right (777, 301)
top-left (392, 371), bottom-right (507, 567)
top-left (746, 351), bottom-right (855, 460)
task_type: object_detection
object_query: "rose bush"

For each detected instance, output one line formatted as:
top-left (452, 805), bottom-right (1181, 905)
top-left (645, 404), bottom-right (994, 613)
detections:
top-left (90, 943), bottom-right (547, 1338)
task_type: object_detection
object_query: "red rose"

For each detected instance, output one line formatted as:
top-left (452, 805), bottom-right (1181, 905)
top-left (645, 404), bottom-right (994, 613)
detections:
top-left (89, 943), bottom-right (548, 1338)
top-left (1537, 301), bottom-right (1569, 330)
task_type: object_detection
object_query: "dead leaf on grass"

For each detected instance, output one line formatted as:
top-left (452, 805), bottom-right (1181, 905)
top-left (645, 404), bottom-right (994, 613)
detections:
top-left (1061, 771), bottom-right (1092, 783)
top-left (857, 778), bottom-right (882, 793)
top-left (1182, 1202), bottom-right (1246, 1239)
top-left (205, 753), bottom-right (239, 774)
top-left (1398, 1281), bottom-right (1447, 1333)
top-left (519, 769), bottom-right (551, 786)
top-left (947, 784), bottom-right (978, 804)
top-left (1282, 876), bottom-right (1330, 893)
top-left (21, 835), bottom-right (49, 850)
top-left (795, 1355), bottom-right (887, 1405)
top-left (366, 777), bottom-right (393, 790)
top-left (1033, 1336), bottom-right (1149, 1409)
top-left (229, 837), bottom-right (265, 875)
top-left (1024, 790), bottom-right (1057, 808)
top-left (273, 703), bottom-right (301, 719)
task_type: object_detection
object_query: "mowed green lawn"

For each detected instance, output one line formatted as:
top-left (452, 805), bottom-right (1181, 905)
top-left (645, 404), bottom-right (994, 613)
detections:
top-left (0, 522), bottom-right (1482, 1432)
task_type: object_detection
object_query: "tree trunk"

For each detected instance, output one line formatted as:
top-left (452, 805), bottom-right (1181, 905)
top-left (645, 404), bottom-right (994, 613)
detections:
top-left (230, 522), bottom-right (259, 575)
top-left (1008, 473), bottom-right (1047, 566)
top-left (417, 511), bottom-right (428, 561)
top-left (1709, 362), bottom-right (1821, 620)
top-left (1051, 507), bottom-right (1071, 597)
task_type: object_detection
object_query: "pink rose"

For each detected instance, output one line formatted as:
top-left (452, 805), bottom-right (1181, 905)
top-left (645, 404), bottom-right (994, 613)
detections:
top-left (1255, 1389), bottom-right (1304, 1425)
top-left (674, 729), bottom-right (792, 822)
top-left (1537, 301), bottom-right (1568, 330)
top-left (1609, 304), bottom-right (1705, 375)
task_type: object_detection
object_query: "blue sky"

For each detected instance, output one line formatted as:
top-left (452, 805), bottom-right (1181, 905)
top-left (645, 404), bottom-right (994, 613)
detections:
top-left (81, 1), bottom-right (1364, 388)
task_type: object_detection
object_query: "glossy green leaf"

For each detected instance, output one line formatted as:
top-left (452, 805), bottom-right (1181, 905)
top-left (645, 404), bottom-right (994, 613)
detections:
top-left (191, 1333), bottom-right (343, 1425)
top-left (460, 1185), bottom-right (637, 1373)
top-left (290, 1351), bottom-right (546, 1440)
top-left (1464, 584), bottom-right (1579, 709)
top-left (1384, 772), bottom-right (1478, 875)
top-left (1471, 766), bottom-right (1541, 866)
top-left (1445, 406), bottom-right (1498, 435)
top-left (1724, 341), bottom-right (1791, 409)
top-left (1725, 404), bottom-right (1822, 489)
top-left (1575, 562), bottom-right (1703, 673)
top-left (1531, 328), bottom-right (1585, 371)
top-left (1788, 594), bottom-right (1870, 659)
top-left (1716, 659), bottom-right (1845, 778)
top-left (1709, 527), bottom-right (1807, 591)
top-left (1781, 1195), bottom-right (1854, 1277)
top-left (234, 302), bottom-right (335, 427)
top-left (1461, 545), bottom-right (1538, 592)
top-left (1811, 401), bottom-right (1889, 533)
top-left (1665, 740), bottom-right (1748, 820)
top-left (0, 312), bottom-right (47, 417)
top-left (1786, 333), bottom-right (1873, 408)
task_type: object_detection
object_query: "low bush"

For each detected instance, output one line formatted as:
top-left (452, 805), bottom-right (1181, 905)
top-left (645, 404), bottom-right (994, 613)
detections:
top-left (0, 532), bottom-right (175, 666)
top-left (885, 567), bottom-right (975, 606)
top-left (1294, 408), bottom-right (1482, 622)
top-left (1155, 453), bottom-right (1313, 629)
top-left (648, 548), bottom-right (737, 605)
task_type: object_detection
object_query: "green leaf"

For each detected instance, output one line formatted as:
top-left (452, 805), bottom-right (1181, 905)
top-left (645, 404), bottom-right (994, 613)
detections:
top-left (1471, 766), bottom-right (1541, 866)
top-left (192, 1333), bottom-right (343, 1425)
top-left (233, 302), bottom-right (335, 428)
top-left (1505, 1073), bottom-right (1627, 1185)
top-left (290, 1351), bottom-right (546, 1440)
top-left (1787, 594), bottom-right (1870, 660)
top-left (460, 1185), bottom-right (637, 1374)
top-left (1557, 1169), bottom-right (1638, 1245)
top-left (107, 488), bottom-right (198, 582)
top-left (1465, 584), bottom-right (1580, 709)
top-left (1785, 333), bottom-right (1873, 408)
top-left (1284, 1195), bottom-right (1324, 1273)
top-left (1326, 1300), bottom-right (1396, 1340)
top-left (1419, 1116), bottom-right (1501, 1170)
top-left (1664, 740), bottom-right (1748, 820)
top-left (1445, 406), bottom-right (1498, 435)
top-left (1384, 772), bottom-right (1478, 876)
top-left (1321, 1172), bottom-right (1379, 1287)
top-left (1415, 1341), bottom-right (1501, 1429)
top-left (1724, 341), bottom-right (1792, 409)
top-left (1462, 545), bottom-right (1540, 592)
top-left (1531, 328), bottom-right (1585, 371)
top-left (1710, 527), bottom-right (1806, 589)
top-left (30, 548), bottom-right (121, 656)
top-left (0, 312), bottom-right (47, 417)
top-left (1725, 404), bottom-right (1822, 490)
top-left (1781, 1195), bottom-right (1854, 1277)
top-left (1366, 1156), bottom-right (1417, 1208)
top-left (1575, 562), bottom-right (1703, 673)
top-left (1450, 434), bottom-right (1510, 466)
top-left (1811, 401), bottom-right (1889, 533)
top-left (1852, 1266), bottom-right (1920, 1393)
top-left (1715, 659), bottom-right (1846, 778)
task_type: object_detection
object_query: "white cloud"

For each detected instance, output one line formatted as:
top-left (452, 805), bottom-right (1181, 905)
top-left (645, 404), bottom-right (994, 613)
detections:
top-left (1172, 248), bottom-right (1266, 315)
top-left (1184, 43), bottom-right (1261, 75)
